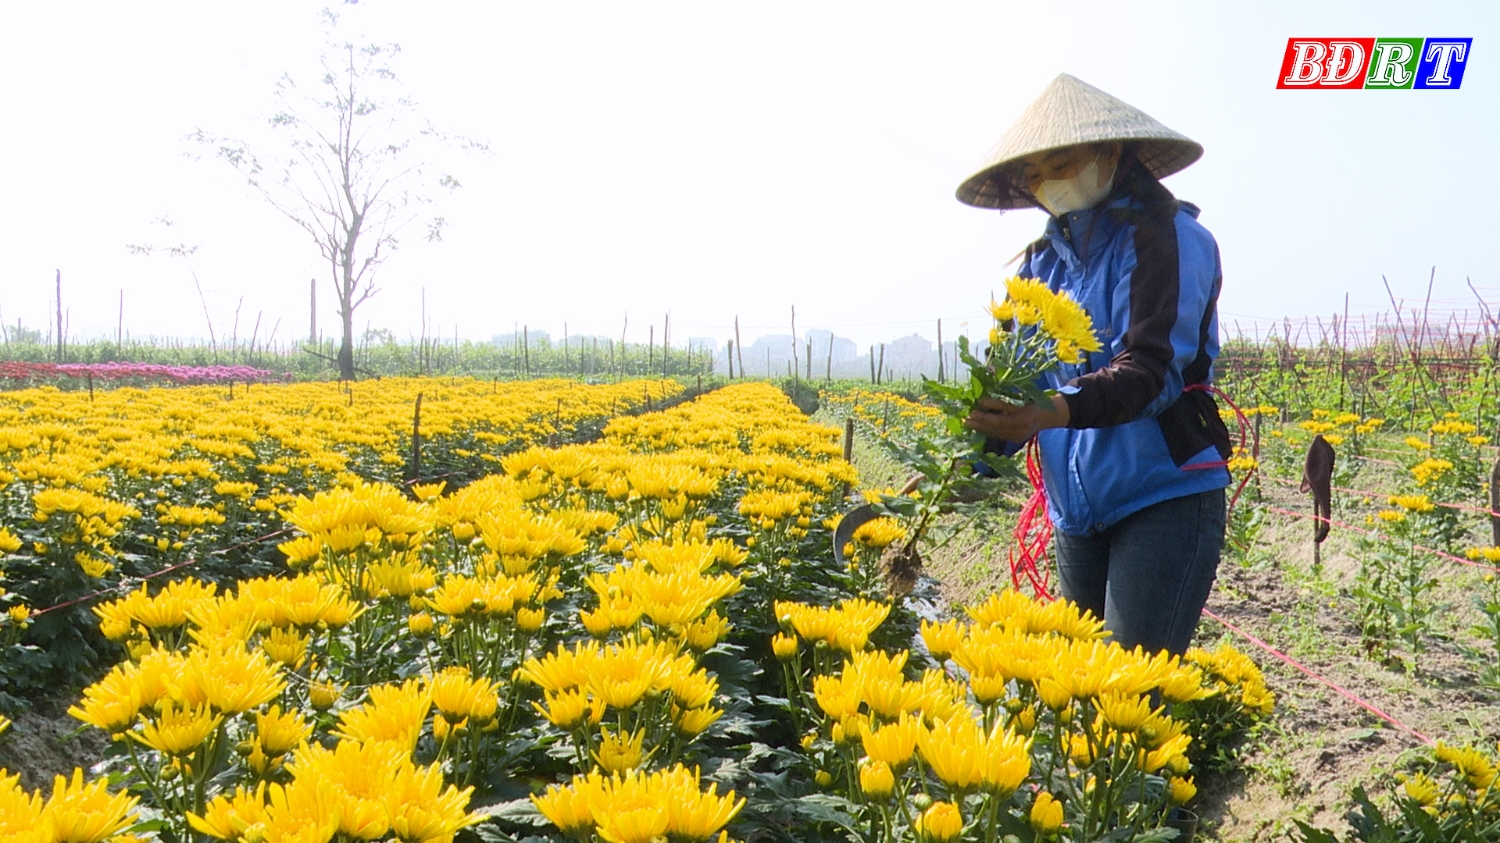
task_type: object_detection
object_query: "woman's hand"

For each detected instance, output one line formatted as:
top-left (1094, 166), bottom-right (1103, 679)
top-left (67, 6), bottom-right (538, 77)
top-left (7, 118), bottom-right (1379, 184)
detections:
top-left (963, 394), bottom-right (1070, 443)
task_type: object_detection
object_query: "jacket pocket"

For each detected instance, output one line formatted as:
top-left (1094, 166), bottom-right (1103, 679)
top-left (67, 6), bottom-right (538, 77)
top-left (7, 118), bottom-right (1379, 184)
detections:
top-left (1156, 391), bottom-right (1233, 467)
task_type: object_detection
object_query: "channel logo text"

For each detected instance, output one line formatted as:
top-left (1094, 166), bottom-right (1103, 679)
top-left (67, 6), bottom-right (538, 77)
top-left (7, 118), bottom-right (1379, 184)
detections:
top-left (1277, 38), bottom-right (1471, 89)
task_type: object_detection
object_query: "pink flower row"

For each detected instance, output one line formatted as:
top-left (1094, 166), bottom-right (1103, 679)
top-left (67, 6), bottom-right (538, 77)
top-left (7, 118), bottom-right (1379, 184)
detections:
top-left (0, 361), bottom-right (290, 384)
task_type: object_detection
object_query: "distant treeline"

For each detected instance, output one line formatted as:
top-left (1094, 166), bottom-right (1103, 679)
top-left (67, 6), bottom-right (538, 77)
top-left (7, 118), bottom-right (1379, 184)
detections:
top-left (0, 330), bottom-right (716, 382)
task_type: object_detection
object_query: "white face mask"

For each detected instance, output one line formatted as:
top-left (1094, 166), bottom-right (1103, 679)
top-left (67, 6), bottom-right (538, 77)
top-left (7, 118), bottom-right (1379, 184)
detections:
top-left (1033, 153), bottom-right (1117, 216)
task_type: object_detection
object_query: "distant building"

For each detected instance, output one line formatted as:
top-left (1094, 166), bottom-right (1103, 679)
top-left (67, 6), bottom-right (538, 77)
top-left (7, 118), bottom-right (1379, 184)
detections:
top-left (738, 334), bottom-right (797, 377)
top-left (805, 329), bottom-right (858, 367)
top-left (491, 329), bottom-right (551, 347)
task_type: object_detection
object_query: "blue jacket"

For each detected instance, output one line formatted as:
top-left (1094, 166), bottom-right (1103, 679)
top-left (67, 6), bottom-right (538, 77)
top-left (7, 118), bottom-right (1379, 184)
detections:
top-left (1020, 196), bottom-right (1231, 535)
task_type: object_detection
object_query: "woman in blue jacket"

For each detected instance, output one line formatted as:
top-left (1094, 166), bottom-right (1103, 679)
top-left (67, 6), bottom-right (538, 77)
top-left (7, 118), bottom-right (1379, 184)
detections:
top-left (956, 74), bottom-right (1232, 657)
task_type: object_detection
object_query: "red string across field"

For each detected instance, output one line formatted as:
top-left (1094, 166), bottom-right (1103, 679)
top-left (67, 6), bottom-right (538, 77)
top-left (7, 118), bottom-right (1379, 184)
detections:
top-left (26, 528), bottom-right (292, 620)
top-left (1200, 608), bottom-right (1437, 747)
top-left (1268, 474), bottom-right (1500, 520)
top-left (1192, 496), bottom-right (1500, 749)
top-left (1263, 505), bottom-right (1500, 575)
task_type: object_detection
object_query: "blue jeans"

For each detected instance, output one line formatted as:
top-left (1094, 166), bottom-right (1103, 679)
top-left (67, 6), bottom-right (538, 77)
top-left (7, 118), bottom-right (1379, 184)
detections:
top-left (1053, 488), bottom-right (1226, 656)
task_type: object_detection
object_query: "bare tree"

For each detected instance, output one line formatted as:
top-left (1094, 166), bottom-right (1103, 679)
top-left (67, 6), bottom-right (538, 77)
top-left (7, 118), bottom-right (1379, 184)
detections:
top-left (192, 11), bottom-right (480, 379)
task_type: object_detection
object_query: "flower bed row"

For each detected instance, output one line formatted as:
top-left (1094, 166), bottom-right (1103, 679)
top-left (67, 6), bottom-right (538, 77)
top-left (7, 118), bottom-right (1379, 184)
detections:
top-left (0, 377), bottom-right (684, 700)
top-left (0, 361), bottom-right (289, 384)
top-left (0, 380), bottom-right (1283, 842)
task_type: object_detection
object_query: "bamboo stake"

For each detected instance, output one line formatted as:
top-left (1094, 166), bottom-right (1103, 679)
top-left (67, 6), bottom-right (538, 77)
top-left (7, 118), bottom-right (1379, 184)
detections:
top-left (410, 392), bottom-right (423, 484)
top-left (55, 269), bottom-right (63, 362)
top-left (1491, 456), bottom-right (1500, 547)
top-left (937, 319), bottom-right (944, 383)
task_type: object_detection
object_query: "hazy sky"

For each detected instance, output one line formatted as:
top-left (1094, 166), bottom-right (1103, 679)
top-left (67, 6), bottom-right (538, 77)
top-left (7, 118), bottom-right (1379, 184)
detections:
top-left (2, 1), bottom-right (1496, 351)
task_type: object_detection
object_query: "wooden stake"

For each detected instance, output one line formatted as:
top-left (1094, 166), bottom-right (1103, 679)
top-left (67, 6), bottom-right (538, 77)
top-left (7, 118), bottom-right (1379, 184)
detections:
top-left (842, 416), bottom-right (854, 498)
top-left (790, 306), bottom-right (798, 388)
top-left (1490, 455), bottom-right (1500, 546)
top-left (410, 392), bottom-right (424, 484)
top-left (1339, 292), bottom-right (1350, 409)
top-left (937, 319), bottom-right (944, 382)
top-left (55, 269), bottom-right (63, 362)
top-left (734, 316), bottom-right (744, 379)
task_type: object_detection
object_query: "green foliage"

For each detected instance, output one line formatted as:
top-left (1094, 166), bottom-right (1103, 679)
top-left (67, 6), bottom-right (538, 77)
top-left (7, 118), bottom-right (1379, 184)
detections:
top-left (1226, 497), bottom-right (1271, 568)
top-left (1351, 508), bottom-right (1446, 668)
top-left (1459, 572), bottom-right (1500, 689)
top-left (0, 333), bottom-right (716, 383)
top-left (1294, 781), bottom-right (1500, 843)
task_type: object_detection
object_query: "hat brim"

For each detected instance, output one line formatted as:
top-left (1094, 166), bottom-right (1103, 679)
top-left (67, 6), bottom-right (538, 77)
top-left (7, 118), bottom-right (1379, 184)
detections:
top-left (956, 138), bottom-right (1203, 210)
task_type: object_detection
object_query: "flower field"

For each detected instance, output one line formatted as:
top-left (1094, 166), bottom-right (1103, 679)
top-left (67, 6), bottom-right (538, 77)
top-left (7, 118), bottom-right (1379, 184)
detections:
top-left (10, 327), bottom-right (1500, 843)
top-left (0, 377), bottom-right (1283, 843)
top-left (0, 377), bottom-right (682, 703)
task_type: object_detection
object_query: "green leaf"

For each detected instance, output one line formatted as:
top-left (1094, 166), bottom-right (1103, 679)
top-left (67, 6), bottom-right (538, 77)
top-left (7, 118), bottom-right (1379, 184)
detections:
top-left (473, 797), bottom-right (549, 825)
top-left (786, 793), bottom-right (863, 831)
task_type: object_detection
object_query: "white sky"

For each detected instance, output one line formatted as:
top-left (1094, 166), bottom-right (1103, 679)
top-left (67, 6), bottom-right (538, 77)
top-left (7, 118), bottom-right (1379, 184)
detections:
top-left (1, 1), bottom-right (1497, 351)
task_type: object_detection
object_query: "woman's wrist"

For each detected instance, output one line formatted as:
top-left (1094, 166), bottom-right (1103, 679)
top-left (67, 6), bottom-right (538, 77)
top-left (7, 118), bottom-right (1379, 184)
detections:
top-left (1043, 392), bottom-right (1071, 429)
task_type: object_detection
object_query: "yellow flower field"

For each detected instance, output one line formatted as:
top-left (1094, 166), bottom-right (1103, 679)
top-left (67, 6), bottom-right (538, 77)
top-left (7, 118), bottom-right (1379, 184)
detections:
top-left (0, 379), bottom-right (1274, 842)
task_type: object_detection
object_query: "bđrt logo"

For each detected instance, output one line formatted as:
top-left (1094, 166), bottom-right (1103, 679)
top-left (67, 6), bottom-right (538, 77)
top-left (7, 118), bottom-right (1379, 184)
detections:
top-left (1277, 38), bottom-right (1472, 89)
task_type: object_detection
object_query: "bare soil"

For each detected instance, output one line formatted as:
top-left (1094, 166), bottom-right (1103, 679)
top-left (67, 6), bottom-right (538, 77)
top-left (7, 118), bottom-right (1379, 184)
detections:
top-left (0, 695), bottom-right (111, 792)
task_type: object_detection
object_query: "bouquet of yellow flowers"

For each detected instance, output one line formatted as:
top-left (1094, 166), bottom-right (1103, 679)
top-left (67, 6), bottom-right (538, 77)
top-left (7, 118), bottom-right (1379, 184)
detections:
top-left (863, 280), bottom-right (1102, 595)
top-left (927, 276), bottom-right (1103, 434)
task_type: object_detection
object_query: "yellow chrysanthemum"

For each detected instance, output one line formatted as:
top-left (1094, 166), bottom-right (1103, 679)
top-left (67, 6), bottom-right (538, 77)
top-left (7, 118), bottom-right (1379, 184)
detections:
top-left (913, 801), bottom-right (964, 842)
top-left (1167, 776), bottom-right (1197, 805)
top-left (429, 667), bottom-right (500, 725)
top-left (256, 705), bottom-right (313, 756)
top-left (858, 759), bottom-right (895, 799)
top-left (862, 712), bottom-right (921, 768)
top-left (187, 784), bottom-right (267, 840)
top-left (41, 769), bottom-right (139, 843)
top-left (1388, 494), bottom-right (1435, 513)
top-left (130, 703), bottom-right (222, 757)
top-left (1030, 791), bottom-right (1064, 834)
top-left (593, 726), bottom-right (647, 774)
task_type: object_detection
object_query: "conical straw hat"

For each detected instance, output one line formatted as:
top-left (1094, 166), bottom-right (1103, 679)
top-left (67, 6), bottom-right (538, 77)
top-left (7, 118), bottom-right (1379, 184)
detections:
top-left (956, 73), bottom-right (1203, 210)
